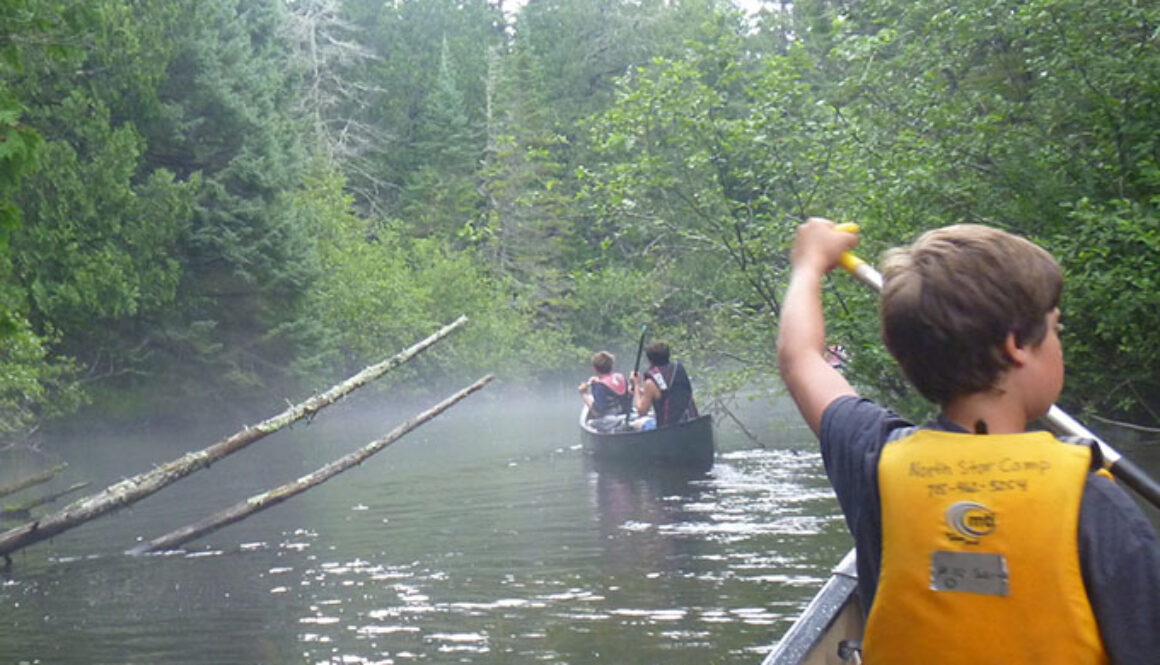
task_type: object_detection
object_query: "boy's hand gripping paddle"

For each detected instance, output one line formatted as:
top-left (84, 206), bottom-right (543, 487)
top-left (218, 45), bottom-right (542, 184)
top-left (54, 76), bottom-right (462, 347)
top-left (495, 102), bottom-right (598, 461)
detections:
top-left (834, 223), bottom-right (882, 291)
top-left (832, 223), bottom-right (1160, 510)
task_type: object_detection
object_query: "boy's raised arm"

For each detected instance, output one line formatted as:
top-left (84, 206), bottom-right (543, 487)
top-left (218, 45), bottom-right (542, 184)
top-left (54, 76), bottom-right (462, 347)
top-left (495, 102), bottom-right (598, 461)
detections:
top-left (777, 218), bottom-right (860, 436)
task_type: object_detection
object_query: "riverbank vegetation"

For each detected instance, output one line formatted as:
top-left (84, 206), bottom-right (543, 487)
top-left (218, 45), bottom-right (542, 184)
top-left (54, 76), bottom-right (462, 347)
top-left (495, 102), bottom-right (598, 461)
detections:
top-left (1, 0), bottom-right (1156, 439)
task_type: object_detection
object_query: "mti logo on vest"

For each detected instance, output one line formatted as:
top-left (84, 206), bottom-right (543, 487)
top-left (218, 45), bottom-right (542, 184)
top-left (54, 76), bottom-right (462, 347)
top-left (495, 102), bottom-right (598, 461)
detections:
top-left (945, 501), bottom-right (996, 543)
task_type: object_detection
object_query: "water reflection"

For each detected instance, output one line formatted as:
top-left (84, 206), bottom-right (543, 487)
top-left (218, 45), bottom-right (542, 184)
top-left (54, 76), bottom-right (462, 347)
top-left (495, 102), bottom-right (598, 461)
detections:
top-left (589, 464), bottom-right (710, 576)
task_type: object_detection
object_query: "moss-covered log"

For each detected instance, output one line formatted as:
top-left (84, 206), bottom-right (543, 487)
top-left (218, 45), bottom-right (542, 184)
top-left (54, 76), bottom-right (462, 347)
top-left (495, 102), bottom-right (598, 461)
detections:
top-left (1, 482), bottom-right (90, 520)
top-left (0, 464), bottom-right (68, 499)
top-left (0, 316), bottom-right (467, 562)
top-left (130, 374), bottom-right (492, 555)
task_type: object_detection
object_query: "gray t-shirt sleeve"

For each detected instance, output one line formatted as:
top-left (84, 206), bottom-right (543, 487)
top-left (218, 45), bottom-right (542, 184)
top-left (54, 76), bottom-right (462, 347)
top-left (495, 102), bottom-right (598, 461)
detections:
top-left (1078, 473), bottom-right (1160, 664)
top-left (818, 395), bottom-right (912, 609)
top-left (819, 396), bottom-right (910, 537)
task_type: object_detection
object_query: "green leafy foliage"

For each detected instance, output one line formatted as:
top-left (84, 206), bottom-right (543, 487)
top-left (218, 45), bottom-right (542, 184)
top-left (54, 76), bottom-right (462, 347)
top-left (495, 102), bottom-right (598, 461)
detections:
top-left (583, 37), bottom-right (848, 379)
top-left (581, 0), bottom-right (1160, 423)
top-left (337, 0), bottom-right (501, 217)
top-left (400, 37), bottom-right (484, 237)
top-left (0, 101), bottom-right (41, 252)
top-left (13, 95), bottom-right (189, 332)
top-left (0, 0), bottom-right (1157, 436)
top-left (115, 0), bottom-right (326, 412)
top-left (809, 0), bottom-right (1160, 420)
top-left (0, 313), bottom-right (83, 438)
top-left (299, 164), bottom-right (571, 386)
top-left (1053, 199), bottom-right (1160, 422)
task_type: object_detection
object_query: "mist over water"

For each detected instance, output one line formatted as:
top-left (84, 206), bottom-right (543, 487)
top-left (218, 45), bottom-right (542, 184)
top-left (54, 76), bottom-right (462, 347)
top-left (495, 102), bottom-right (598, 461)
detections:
top-left (0, 387), bottom-right (990, 662)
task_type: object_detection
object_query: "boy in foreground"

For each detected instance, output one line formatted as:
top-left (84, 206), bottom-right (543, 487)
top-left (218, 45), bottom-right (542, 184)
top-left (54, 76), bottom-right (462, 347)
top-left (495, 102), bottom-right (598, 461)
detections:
top-left (777, 218), bottom-right (1160, 664)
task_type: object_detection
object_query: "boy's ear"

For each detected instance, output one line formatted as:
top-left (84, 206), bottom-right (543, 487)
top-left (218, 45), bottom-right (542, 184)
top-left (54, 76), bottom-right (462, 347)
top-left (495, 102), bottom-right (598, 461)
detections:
top-left (1004, 331), bottom-right (1029, 366)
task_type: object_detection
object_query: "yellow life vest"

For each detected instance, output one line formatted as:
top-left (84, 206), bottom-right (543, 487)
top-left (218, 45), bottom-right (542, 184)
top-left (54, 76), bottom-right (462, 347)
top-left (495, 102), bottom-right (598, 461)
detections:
top-left (864, 429), bottom-right (1108, 665)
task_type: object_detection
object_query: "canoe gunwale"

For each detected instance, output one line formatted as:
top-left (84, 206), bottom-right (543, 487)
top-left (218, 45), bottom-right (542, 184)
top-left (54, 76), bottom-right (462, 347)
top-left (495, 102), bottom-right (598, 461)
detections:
top-left (760, 548), bottom-right (863, 665)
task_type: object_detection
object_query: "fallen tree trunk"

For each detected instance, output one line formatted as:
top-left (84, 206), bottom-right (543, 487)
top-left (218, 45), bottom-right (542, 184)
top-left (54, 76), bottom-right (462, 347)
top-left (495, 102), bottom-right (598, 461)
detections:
top-left (2, 482), bottom-right (91, 520)
top-left (129, 374), bottom-right (493, 555)
top-left (0, 316), bottom-right (468, 562)
top-left (0, 464), bottom-right (68, 499)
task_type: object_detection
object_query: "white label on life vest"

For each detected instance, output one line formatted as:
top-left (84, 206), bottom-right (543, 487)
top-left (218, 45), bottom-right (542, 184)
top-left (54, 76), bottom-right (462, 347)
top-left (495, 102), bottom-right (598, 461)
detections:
top-left (930, 551), bottom-right (1008, 596)
top-left (652, 371), bottom-right (668, 391)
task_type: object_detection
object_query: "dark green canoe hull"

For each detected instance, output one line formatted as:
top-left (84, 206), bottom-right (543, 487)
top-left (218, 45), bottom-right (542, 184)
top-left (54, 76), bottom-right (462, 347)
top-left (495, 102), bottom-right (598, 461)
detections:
top-left (578, 407), bottom-right (715, 471)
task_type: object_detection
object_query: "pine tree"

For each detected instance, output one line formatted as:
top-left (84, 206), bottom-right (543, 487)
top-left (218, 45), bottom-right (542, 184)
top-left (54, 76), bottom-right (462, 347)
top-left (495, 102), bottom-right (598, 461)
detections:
top-left (400, 36), bottom-right (485, 238)
top-left (130, 0), bottom-right (322, 413)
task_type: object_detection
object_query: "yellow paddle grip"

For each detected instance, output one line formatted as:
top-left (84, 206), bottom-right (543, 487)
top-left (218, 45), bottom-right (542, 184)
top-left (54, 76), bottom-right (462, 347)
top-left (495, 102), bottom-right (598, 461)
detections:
top-left (834, 222), bottom-right (865, 273)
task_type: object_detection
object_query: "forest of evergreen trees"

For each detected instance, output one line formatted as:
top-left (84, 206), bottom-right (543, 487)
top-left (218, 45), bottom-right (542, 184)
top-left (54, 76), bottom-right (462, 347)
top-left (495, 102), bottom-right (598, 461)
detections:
top-left (0, 0), bottom-right (1157, 439)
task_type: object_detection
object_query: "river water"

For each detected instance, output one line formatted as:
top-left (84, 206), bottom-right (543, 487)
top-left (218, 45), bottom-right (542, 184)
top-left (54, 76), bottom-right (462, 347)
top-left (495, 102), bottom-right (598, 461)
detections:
top-left (1, 387), bottom-right (1156, 664)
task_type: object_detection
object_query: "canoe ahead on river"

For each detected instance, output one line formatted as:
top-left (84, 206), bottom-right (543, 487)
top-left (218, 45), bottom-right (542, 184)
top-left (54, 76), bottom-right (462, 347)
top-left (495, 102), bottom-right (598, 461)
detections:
top-left (578, 406), bottom-right (714, 472)
top-left (760, 549), bottom-right (865, 665)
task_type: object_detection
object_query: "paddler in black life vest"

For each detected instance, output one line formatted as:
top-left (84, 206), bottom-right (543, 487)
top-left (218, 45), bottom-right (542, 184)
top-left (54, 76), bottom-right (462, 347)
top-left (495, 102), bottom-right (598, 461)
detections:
top-left (629, 341), bottom-right (698, 430)
top-left (579, 350), bottom-right (632, 432)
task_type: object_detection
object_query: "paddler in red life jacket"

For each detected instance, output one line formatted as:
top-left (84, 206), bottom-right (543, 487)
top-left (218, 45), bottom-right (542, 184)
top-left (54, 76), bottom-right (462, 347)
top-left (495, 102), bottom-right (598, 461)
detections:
top-left (579, 350), bottom-right (633, 432)
top-left (630, 341), bottom-right (699, 430)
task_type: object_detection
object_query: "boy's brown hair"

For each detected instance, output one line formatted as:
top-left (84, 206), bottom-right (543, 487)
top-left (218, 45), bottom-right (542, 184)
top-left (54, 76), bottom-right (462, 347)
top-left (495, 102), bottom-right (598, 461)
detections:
top-left (880, 224), bottom-right (1062, 405)
top-left (591, 351), bottom-right (615, 375)
top-left (645, 341), bottom-right (671, 366)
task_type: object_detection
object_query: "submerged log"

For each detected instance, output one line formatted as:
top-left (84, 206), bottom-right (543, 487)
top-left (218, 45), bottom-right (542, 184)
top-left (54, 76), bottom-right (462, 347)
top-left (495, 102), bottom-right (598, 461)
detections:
top-left (129, 374), bottom-right (493, 555)
top-left (0, 464), bottom-right (68, 499)
top-left (2, 482), bottom-right (90, 520)
top-left (0, 316), bottom-right (468, 561)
